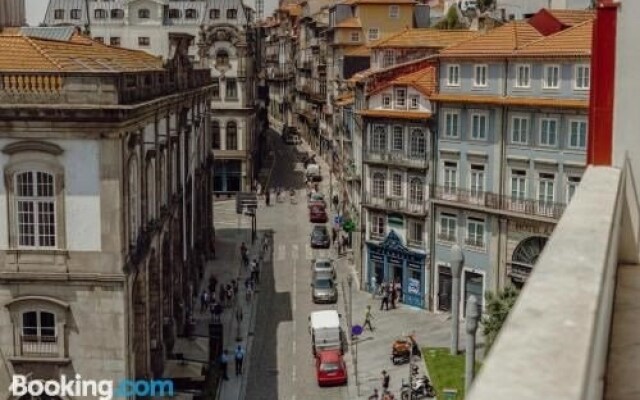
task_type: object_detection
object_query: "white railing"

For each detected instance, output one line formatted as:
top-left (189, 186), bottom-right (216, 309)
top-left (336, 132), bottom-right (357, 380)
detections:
top-left (467, 166), bottom-right (622, 400)
top-left (20, 334), bottom-right (59, 357)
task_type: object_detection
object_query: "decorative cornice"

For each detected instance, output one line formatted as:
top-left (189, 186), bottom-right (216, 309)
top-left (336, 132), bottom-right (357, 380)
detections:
top-left (5, 295), bottom-right (70, 309)
top-left (2, 141), bottom-right (63, 156)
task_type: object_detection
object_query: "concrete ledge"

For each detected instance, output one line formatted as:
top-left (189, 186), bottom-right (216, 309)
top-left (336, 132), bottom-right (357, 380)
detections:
top-left (467, 166), bottom-right (622, 400)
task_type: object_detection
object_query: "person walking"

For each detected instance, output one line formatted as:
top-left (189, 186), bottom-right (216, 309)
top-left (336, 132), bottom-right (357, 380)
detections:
top-left (380, 284), bottom-right (390, 311)
top-left (368, 389), bottom-right (379, 400)
top-left (381, 370), bottom-right (390, 393)
top-left (235, 344), bottom-right (245, 376)
top-left (391, 282), bottom-right (398, 309)
top-left (220, 350), bottom-right (229, 380)
top-left (363, 305), bottom-right (375, 332)
top-left (370, 275), bottom-right (378, 299)
top-left (332, 194), bottom-right (339, 211)
top-left (240, 242), bottom-right (249, 267)
top-left (265, 189), bottom-right (271, 206)
top-left (200, 290), bottom-right (209, 313)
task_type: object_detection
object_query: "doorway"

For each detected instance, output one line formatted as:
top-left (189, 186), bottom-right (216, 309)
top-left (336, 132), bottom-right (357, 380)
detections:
top-left (437, 265), bottom-right (452, 312)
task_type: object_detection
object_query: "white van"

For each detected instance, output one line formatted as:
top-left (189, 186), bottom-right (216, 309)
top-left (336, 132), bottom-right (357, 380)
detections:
top-left (306, 164), bottom-right (322, 182)
top-left (308, 310), bottom-right (344, 355)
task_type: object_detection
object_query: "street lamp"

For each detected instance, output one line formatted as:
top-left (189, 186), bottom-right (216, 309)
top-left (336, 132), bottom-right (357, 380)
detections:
top-left (450, 244), bottom-right (464, 355)
top-left (347, 274), bottom-right (353, 336)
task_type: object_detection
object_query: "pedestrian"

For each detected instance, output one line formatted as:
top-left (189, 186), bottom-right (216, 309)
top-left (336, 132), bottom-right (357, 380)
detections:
top-left (332, 194), bottom-right (339, 210)
top-left (200, 290), bottom-right (209, 313)
top-left (244, 277), bottom-right (253, 301)
top-left (240, 242), bottom-right (249, 267)
top-left (391, 283), bottom-right (397, 309)
top-left (226, 284), bottom-right (234, 306)
top-left (265, 189), bottom-right (271, 206)
top-left (219, 283), bottom-right (226, 307)
top-left (380, 284), bottom-right (389, 311)
top-left (381, 370), bottom-right (390, 393)
top-left (331, 228), bottom-right (337, 245)
top-left (395, 281), bottom-right (402, 305)
top-left (368, 389), bottom-right (379, 400)
top-left (342, 234), bottom-right (349, 250)
top-left (235, 344), bottom-right (245, 376)
top-left (251, 259), bottom-right (259, 284)
top-left (220, 350), bottom-right (229, 380)
top-left (363, 305), bottom-right (374, 332)
top-left (232, 279), bottom-right (239, 298)
top-left (257, 182), bottom-right (262, 198)
top-left (370, 275), bottom-right (378, 298)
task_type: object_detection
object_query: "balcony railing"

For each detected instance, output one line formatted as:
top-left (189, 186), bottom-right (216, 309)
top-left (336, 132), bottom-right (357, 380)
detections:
top-left (407, 238), bottom-right (425, 248)
top-left (431, 185), bottom-right (566, 220)
top-left (364, 150), bottom-right (428, 169)
top-left (20, 334), bottom-right (59, 357)
top-left (369, 231), bottom-right (384, 241)
top-left (437, 232), bottom-right (455, 242)
top-left (362, 192), bottom-right (427, 215)
top-left (464, 237), bottom-right (485, 249)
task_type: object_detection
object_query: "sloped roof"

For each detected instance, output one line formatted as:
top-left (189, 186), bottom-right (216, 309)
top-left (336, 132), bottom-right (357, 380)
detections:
top-left (344, 45), bottom-right (371, 57)
top-left (369, 28), bottom-right (478, 49)
top-left (0, 30), bottom-right (163, 72)
top-left (429, 93), bottom-right (588, 109)
top-left (358, 109), bottom-right (432, 119)
top-left (369, 64), bottom-right (436, 97)
top-left (335, 17), bottom-right (362, 28)
top-left (547, 9), bottom-right (595, 27)
top-left (439, 21), bottom-right (543, 57)
top-left (517, 19), bottom-right (593, 57)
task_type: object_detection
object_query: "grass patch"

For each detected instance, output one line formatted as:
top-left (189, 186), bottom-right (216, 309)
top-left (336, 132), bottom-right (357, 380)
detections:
top-left (422, 347), bottom-right (481, 400)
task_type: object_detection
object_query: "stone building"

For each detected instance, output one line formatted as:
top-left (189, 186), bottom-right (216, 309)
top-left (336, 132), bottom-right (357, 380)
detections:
top-left (0, 27), bottom-right (213, 394)
top-left (0, 0), bottom-right (25, 27)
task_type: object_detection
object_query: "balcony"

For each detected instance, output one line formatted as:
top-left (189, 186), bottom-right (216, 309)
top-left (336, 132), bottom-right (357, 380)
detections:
top-left (431, 185), bottom-right (566, 221)
top-left (364, 150), bottom-right (429, 170)
top-left (362, 192), bottom-right (427, 215)
top-left (267, 66), bottom-right (295, 81)
top-left (464, 237), bottom-right (485, 249)
top-left (407, 238), bottom-right (425, 249)
top-left (437, 232), bottom-right (455, 243)
top-left (15, 334), bottom-right (65, 360)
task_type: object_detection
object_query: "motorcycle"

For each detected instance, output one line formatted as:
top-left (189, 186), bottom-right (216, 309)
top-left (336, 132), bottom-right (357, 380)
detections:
top-left (391, 334), bottom-right (421, 365)
top-left (400, 375), bottom-right (437, 400)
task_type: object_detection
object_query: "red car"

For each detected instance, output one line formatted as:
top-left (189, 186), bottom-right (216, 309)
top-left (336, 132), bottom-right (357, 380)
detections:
top-left (315, 349), bottom-right (348, 386)
top-left (309, 205), bottom-right (328, 223)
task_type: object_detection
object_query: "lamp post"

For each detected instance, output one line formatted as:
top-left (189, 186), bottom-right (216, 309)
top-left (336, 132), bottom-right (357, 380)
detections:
top-left (465, 295), bottom-right (480, 392)
top-left (450, 244), bottom-right (464, 355)
top-left (347, 274), bottom-right (353, 336)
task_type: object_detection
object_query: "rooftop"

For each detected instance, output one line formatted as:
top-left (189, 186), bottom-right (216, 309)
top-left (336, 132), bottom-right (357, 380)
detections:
top-left (358, 109), bottom-right (431, 119)
top-left (369, 64), bottom-right (436, 97)
top-left (369, 28), bottom-right (478, 49)
top-left (517, 19), bottom-right (593, 58)
top-left (344, 44), bottom-right (371, 57)
top-left (439, 21), bottom-right (543, 57)
top-left (547, 9), bottom-right (596, 27)
top-left (429, 93), bottom-right (589, 109)
top-left (334, 17), bottom-right (362, 28)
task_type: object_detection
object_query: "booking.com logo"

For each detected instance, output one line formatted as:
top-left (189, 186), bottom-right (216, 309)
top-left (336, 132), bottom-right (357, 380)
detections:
top-left (10, 374), bottom-right (174, 400)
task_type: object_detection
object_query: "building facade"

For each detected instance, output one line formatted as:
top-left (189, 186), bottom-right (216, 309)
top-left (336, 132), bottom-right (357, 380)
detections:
top-left (0, 29), bottom-right (213, 393)
top-left (0, 0), bottom-right (25, 27)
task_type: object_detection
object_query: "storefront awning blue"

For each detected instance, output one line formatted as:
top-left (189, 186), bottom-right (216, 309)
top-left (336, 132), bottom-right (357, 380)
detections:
top-left (368, 231), bottom-right (427, 264)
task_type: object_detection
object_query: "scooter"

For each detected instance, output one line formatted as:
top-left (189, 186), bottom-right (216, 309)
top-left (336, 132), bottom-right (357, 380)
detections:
top-left (400, 375), bottom-right (436, 400)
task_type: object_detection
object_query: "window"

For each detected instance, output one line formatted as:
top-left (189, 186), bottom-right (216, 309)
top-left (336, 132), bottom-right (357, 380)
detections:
top-left (138, 8), bottom-right (150, 18)
top-left (540, 118), bottom-right (558, 146)
top-left (466, 218), bottom-right (485, 248)
top-left (511, 116), bottom-right (529, 144)
top-left (371, 213), bottom-right (385, 238)
top-left (372, 173), bottom-right (386, 198)
top-left (350, 32), bottom-right (360, 42)
top-left (510, 170), bottom-right (526, 200)
top-left (111, 9), bottom-right (124, 19)
top-left (216, 50), bottom-right (229, 66)
top-left (94, 9), bottom-right (107, 19)
top-left (110, 37), bottom-right (121, 46)
top-left (409, 128), bottom-right (426, 157)
top-left (395, 88), bottom-right (406, 108)
top-left (543, 65), bottom-right (560, 89)
top-left (515, 64), bottom-right (531, 88)
top-left (568, 120), bottom-right (587, 150)
top-left (439, 213), bottom-right (456, 242)
top-left (409, 178), bottom-right (424, 204)
top-left (408, 220), bottom-right (423, 245)
top-left (382, 94), bottom-right (391, 109)
top-left (227, 9), bottom-right (237, 19)
top-left (185, 9), bottom-right (198, 19)
top-left (212, 78), bottom-right (220, 98)
top-left (226, 121), bottom-right (238, 150)
top-left (447, 64), bottom-right (460, 86)
top-left (443, 161), bottom-right (458, 193)
top-left (470, 165), bottom-right (485, 197)
top-left (22, 311), bottom-right (56, 343)
top-left (138, 37), bottom-right (150, 46)
top-left (382, 50), bottom-right (395, 67)
top-left (54, 9), bottom-right (64, 19)
top-left (409, 95), bottom-right (419, 109)
top-left (15, 171), bottom-right (56, 248)
top-left (168, 9), bottom-right (181, 19)
top-left (575, 65), bottom-right (590, 90)
top-left (389, 5), bottom-right (399, 18)
top-left (371, 125), bottom-right (387, 153)
top-left (567, 176), bottom-right (581, 202)
top-left (391, 173), bottom-right (402, 197)
top-left (471, 113), bottom-right (487, 140)
top-left (368, 28), bottom-right (380, 41)
top-left (444, 111), bottom-right (459, 138)
top-left (538, 173), bottom-right (555, 204)
top-left (392, 126), bottom-right (403, 151)
top-left (225, 78), bottom-right (238, 99)
top-left (128, 158), bottom-right (139, 244)
top-left (210, 9), bottom-right (220, 19)
top-left (212, 120), bottom-right (221, 149)
top-left (70, 9), bottom-right (81, 19)
top-left (94, 36), bottom-right (104, 43)
top-left (473, 64), bottom-right (487, 87)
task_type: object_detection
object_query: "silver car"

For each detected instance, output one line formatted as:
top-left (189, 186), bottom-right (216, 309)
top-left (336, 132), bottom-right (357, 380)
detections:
top-left (312, 258), bottom-right (336, 280)
top-left (311, 271), bottom-right (337, 304)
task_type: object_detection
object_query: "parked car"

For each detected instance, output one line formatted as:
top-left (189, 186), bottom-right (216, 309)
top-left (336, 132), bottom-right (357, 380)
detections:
top-left (312, 258), bottom-right (336, 279)
top-left (309, 205), bottom-right (328, 223)
top-left (310, 225), bottom-right (330, 249)
top-left (315, 349), bottom-right (348, 386)
top-left (311, 271), bottom-right (337, 303)
top-left (306, 163), bottom-right (322, 182)
top-left (308, 192), bottom-right (326, 209)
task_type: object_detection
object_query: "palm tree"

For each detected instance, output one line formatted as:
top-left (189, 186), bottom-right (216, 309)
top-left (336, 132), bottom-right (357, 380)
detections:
top-left (482, 286), bottom-right (520, 353)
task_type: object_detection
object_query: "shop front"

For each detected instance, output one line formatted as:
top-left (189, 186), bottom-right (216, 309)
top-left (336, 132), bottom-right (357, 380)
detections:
top-left (366, 231), bottom-right (428, 308)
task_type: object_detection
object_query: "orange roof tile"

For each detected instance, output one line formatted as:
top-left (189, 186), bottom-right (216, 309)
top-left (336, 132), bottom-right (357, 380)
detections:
top-left (370, 28), bottom-right (478, 49)
top-left (369, 65), bottom-right (436, 97)
top-left (516, 19), bottom-right (593, 58)
top-left (335, 93), bottom-right (355, 106)
top-left (547, 9), bottom-right (595, 27)
top-left (358, 109), bottom-right (432, 119)
top-left (335, 17), bottom-right (362, 28)
top-left (430, 93), bottom-right (588, 109)
top-left (440, 21), bottom-right (543, 58)
top-left (344, 45), bottom-right (371, 57)
top-left (0, 30), bottom-right (163, 72)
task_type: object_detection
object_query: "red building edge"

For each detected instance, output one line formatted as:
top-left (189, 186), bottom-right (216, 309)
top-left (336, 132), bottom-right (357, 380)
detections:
top-left (587, 0), bottom-right (619, 166)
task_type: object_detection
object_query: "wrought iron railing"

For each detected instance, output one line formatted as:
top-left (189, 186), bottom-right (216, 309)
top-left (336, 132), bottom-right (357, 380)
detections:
top-left (362, 192), bottom-right (427, 215)
top-left (364, 150), bottom-right (428, 169)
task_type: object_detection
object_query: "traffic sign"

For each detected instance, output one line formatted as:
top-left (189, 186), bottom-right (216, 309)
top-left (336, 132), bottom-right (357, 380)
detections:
top-left (351, 325), bottom-right (363, 336)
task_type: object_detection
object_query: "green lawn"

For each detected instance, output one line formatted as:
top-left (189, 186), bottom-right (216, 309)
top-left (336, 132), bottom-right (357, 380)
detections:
top-left (422, 347), bottom-right (481, 400)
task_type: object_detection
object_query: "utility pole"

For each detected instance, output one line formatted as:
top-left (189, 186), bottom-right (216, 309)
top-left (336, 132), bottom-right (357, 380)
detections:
top-left (465, 295), bottom-right (480, 392)
top-left (450, 244), bottom-right (464, 355)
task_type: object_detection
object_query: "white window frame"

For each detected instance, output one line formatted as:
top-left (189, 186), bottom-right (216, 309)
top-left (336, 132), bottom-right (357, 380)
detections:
top-left (371, 125), bottom-right (387, 152)
top-left (408, 219), bottom-right (424, 246)
top-left (470, 112), bottom-right (488, 140)
top-left (511, 116), bottom-right (529, 144)
top-left (391, 173), bottom-right (403, 197)
top-left (539, 118), bottom-right (558, 147)
top-left (371, 213), bottom-right (386, 238)
top-left (382, 94), bottom-right (392, 109)
top-left (469, 164), bottom-right (485, 197)
top-left (389, 5), bottom-right (399, 18)
top-left (543, 64), bottom-right (560, 89)
top-left (538, 173), bottom-right (555, 204)
top-left (350, 32), bottom-right (360, 42)
top-left (466, 217), bottom-right (485, 249)
top-left (567, 175), bottom-right (581, 202)
top-left (15, 171), bottom-right (57, 249)
top-left (443, 161), bottom-right (458, 193)
top-left (368, 28), bottom-right (380, 41)
top-left (473, 64), bottom-right (488, 87)
top-left (574, 64), bottom-right (590, 90)
top-left (510, 169), bottom-right (527, 200)
top-left (409, 177), bottom-right (424, 204)
top-left (568, 119), bottom-right (587, 150)
top-left (444, 111), bottom-right (460, 138)
top-left (515, 63), bottom-right (531, 88)
top-left (395, 88), bottom-right (406, 108)
top-left (439, 213), bottom-right (457, 242)
top-left (21, 310), bottom-right (57, 342)
top-left (447, 64), bottom-right (460, 87)
top-left (409, 95), bottom-right (420, 110)
top-left (392, 125), bottom-right (404, 151)
top-left (371, 172), bottom-right (386, 198)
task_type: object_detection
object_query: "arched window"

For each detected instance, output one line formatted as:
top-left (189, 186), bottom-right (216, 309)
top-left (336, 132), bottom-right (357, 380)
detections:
top-left (168, 9), bottom-right (181, 19)
top-left (146, 159), bottom-right (156, 220)
top-left (111, 9), bottom-right (124, 19)
top-left (226, 121), bottom-right (238, 150)
top-left (410, 128), bottom-right (426, 157)
top-left (185, 9), bottom-right (198, 19)
top-left (371, 125), bottom-right (387, 153)
top-left (70, 9), bottom-right (81, 20)
top-left (94, 9), bottom-right (107, 19)
top-left (409, 178), bottom-right (424, 204)
top-left (216, 50), bottom-right (229, 66)
top-left (372, 172), bottom-right (386, 198)
top-left (138, 8), bottom-right (150, 18)
top-left (15, 171), bottom-right (56, 248)
top-left (128, 157), bottom-right (139, 245)
top-left (212, 120), bottom-right (221, 149)
top-left (21, 310), bottom-right (56, 344)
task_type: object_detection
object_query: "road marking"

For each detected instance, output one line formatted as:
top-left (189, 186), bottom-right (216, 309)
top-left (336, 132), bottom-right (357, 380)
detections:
top-left (292, 264), bottom-right (297, 314)
top-left (292, 366), bottom-right (297, 383)
top-left (277, 245), bottom-right (286, 261)
top-left (305, 243), bottom-right (314, 260)
top-left (291, 244), bottom-right (299, 260)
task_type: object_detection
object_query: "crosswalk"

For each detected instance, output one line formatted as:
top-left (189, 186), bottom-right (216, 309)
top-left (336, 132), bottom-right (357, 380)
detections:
top-left (274, 243), bottom-right (332, 262)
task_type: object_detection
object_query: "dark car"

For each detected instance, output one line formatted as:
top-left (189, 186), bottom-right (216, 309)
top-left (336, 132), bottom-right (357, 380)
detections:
top-left (309, 205), bottom-right (328, 223)
top-left (310, 225), bottom-right (331, 249)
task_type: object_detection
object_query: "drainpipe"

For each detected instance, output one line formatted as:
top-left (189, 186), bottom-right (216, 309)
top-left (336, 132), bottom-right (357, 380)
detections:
top-left (429, 108), bottom-right (438, 311)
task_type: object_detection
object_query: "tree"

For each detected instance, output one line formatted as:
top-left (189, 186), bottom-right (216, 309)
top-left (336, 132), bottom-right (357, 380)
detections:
top-left (482, 285), bottom-right (520, 353)
top-left (435, 6), bottom-right (465, 30)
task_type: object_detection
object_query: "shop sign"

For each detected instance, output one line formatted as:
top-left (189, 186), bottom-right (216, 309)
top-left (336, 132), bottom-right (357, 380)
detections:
top-left (408, 278), bottom-right (420, 295)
